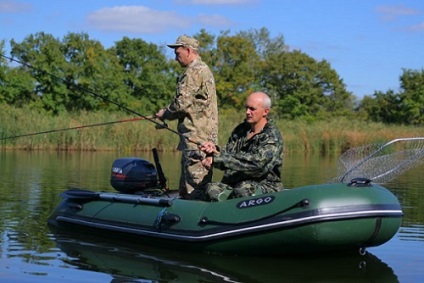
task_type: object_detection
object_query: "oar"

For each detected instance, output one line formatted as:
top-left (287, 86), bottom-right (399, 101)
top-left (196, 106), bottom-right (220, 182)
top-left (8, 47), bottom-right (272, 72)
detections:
top-left (1, 54), bottom-right (201, 147)
top-left (61, 188), bottom-right (173, 207)
top-left (333, 137), bottom-right (424, 184)
top-left (0, 116), bottom-right (151, 141)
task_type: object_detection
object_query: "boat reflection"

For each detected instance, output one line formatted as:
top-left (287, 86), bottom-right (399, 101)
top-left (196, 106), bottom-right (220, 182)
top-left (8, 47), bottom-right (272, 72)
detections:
top-left (51, 230), bottom-right (399, 283)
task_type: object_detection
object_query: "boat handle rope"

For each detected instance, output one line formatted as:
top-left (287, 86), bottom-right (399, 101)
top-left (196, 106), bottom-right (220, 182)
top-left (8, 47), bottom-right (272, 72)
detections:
top-left (154, 208), bottom-right (168, 230)
top-left (154, 207), bottom-right (181, 230)
top-left (359, 217), bottom-right (382, 256)
top-left (198, 198), bottom-right (310, 226)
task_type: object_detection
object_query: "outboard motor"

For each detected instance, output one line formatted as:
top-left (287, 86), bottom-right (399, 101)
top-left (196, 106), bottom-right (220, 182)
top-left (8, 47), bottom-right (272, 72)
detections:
top-left (110, 157), bottom-right (158, 194)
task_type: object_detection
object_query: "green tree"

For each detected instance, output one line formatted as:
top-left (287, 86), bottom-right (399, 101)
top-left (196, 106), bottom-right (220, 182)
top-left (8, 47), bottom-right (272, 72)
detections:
top-left (209, 30), bottom-right (260, 109)
top-left (358, 69), bottom-right (424, 125)
top-left (10, 32), bottom-right (68, 114)
top-left (359, 90), bottom-right (401, 124)
top-left (9, 32), bottom-right (131, 113)
top-left (1, 41), bottom-right (36, 106)
top-left (197, 28), bottom-right (354, 120)
top-left (61, 32), bottom-right (129, 112)
top-left (262, 50), bottom-right (354, 120)
top-left (1, 68), bottom-right (36, 107)
top-left (240, 27), bottom-right (288, 61)
top-left (239, 28), bottom-right (288, 104)
top-left (111, 37), bottom-right (175, 113)
top-left (194, 29), bottom-right (216, 56)
top-left (399, 69), bottom-right (424, 125)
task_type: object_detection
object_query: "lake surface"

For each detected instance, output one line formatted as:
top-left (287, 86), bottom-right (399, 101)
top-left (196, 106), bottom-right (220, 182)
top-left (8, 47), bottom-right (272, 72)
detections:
top-left (0, 150), bottom-right (423, 283)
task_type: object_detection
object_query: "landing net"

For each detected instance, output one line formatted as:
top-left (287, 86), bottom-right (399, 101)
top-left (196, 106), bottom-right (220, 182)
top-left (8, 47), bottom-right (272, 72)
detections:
top-left (333, 137), bottom-right (424, 184)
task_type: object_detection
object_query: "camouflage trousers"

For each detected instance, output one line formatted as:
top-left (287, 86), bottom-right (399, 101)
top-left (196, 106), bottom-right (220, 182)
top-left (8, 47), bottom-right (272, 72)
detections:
top-left (179, 150), bottom-right (212, 199)
top-left (206, 180), bottom-right (283, 201)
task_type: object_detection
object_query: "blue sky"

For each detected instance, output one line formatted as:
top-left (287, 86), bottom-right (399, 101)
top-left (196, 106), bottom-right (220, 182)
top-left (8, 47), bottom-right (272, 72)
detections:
top-left (1, 0), bottom-right (423, 98)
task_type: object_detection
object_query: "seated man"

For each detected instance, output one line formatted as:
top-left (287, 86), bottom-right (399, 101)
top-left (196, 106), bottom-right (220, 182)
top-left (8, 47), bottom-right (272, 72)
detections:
top-left (200, 91), bottom-right (284, 201)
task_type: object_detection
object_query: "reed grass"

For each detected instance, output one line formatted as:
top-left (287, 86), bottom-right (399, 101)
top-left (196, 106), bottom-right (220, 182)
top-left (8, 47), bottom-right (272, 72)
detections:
top-left (1, 104), bottom-right (423, 154)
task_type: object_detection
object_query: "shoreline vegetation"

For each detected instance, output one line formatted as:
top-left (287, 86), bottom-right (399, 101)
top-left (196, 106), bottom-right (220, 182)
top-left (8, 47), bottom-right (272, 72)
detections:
top-left (1, 105), bottom-right (423, 154)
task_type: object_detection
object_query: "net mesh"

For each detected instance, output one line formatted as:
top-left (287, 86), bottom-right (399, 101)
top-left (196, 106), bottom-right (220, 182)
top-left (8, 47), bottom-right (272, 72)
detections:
top-left (332, 137), bottom-right (424, 184)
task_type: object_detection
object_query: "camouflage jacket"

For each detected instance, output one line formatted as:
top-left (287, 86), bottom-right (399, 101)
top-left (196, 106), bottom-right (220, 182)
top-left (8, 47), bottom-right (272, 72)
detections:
top-left (213, 118), bottom-right (283, 187)
top-left (163, 58), bottom-right (218, 151)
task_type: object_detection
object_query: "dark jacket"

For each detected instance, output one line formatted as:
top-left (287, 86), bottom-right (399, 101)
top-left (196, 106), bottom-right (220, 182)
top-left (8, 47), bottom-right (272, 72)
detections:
top-left (213, 118), bottom-right (283, 188)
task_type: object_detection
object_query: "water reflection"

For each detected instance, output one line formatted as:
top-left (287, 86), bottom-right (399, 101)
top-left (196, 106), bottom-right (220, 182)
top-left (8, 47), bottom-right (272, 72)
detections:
top-left (397, 225), bottom-right (424, 241)
top-left (51, 230), bottom-right (399, 283)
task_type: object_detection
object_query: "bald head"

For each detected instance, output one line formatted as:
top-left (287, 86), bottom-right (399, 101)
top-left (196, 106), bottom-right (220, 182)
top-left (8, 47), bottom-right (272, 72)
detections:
top-left (248, 92), bottom-right (272, 109)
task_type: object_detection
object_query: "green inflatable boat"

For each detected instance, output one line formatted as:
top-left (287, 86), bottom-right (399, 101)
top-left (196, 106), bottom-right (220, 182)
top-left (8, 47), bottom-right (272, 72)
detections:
top-left (49, 137), bottom-right (424, 255)
top-left (48, 180), bottom-right (402, 256)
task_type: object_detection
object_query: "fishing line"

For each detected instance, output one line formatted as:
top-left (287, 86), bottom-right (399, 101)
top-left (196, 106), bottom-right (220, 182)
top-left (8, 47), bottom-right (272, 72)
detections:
top-left (0, 117), bottom-right (150, 141)
top-left (1, 54), bottom-right (200, 145)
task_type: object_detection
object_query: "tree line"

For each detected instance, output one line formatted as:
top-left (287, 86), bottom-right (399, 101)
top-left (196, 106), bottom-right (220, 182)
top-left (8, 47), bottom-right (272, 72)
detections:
top-left (0, 28), bottom-right (422, 125)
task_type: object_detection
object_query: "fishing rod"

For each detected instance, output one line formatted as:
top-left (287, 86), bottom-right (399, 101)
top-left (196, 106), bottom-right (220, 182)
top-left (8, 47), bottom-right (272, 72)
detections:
top-left (0, 117), bottom-right (150, 141)
top-left (0, 54), bottom-right (201, 146)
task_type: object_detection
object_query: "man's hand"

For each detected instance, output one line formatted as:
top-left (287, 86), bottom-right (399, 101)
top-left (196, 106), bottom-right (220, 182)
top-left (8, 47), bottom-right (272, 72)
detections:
top-left (201, 156), bottom-right (213, 170)
top-left (199, 141), bottom-right (217, 154)
top-left (154, 109), bottom-right (168, 129)
top-left (155, 108), bottom-right (166, 120)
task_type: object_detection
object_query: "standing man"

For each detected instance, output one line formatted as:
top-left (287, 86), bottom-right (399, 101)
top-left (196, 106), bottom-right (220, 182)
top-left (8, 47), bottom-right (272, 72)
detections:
top-left (200, 92), bottom-right (283, 201)
top-left (156, 35), bottom-right (218, 200)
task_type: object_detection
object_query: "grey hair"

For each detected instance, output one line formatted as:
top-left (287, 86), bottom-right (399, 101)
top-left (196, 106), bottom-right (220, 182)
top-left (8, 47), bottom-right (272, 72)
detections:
top-left (263, 93), bottom-right (272, 109)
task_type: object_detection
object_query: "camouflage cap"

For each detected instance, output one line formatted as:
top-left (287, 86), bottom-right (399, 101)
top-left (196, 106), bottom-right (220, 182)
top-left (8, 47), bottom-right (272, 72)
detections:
top-left (167, 35), bottom-right (199, 51)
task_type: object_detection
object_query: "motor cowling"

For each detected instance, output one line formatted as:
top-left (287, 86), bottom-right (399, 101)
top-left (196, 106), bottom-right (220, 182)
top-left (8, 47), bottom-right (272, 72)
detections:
top-left (110, 157), bottom-right (158, 193)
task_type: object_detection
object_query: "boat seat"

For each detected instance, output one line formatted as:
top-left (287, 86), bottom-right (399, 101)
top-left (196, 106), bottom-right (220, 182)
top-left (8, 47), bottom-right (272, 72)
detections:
top-left (217, 189), bottom-right (233, 201)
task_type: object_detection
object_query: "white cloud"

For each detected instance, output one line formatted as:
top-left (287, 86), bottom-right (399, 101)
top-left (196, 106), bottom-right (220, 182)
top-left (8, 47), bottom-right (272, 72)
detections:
top-left (86, 6), bottom-right (192, 34)
top-left (177, 0), bottom-right (255, 4)
top-left (376, 5), bottom-right (421, 21)
top-left (0, 0), bottom-right (31, 13)
top-left (408, 22), bottom-right (424, 32)
top-left (196, 14), bottom-right (234, 27)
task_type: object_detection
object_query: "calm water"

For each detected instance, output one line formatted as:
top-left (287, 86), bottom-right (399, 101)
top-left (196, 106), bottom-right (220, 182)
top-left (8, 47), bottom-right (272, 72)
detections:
top-left (0, 150), bottom-right (423, 283)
